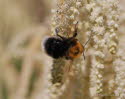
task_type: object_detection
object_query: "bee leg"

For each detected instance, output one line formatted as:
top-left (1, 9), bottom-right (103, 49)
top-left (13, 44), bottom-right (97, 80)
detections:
top-left (55, 28), bottom-right (65, 40)
top-left (73, 29), bottom-right (77, 37)
top-left (73, 21), bottom-right (79, 38)
top-left (69, 27), bottom-right (78, 40)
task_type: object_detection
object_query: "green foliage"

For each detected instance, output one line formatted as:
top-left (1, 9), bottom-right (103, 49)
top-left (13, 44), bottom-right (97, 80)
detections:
top-left (11, 57), bottom-right (23, 72)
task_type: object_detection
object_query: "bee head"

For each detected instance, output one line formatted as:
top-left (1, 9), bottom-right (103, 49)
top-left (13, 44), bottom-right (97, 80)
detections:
top-left (65, 40), bottom-right (84, 60)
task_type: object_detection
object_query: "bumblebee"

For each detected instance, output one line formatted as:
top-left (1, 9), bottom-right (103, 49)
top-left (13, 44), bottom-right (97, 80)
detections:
top-left (43, 23), bottom-right (90, 60)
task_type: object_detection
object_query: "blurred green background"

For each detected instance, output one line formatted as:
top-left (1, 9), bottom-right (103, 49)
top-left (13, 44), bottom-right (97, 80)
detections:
top-left (0, 0), bottom-right (52, 99)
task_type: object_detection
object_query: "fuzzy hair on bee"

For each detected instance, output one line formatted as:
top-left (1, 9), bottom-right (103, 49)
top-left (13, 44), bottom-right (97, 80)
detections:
top-left (43, 36), bottom-right (71, 59)
top-left (42, 22), bottom-right (91, 60)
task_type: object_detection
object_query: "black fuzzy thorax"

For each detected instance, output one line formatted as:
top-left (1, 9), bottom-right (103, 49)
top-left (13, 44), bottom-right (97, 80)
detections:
top-left (44, 37), bottom-right (76, 59)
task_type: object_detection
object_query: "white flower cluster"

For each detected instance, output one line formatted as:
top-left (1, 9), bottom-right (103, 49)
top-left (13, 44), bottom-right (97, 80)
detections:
top-left (86, 0), bottom-right (106, 95)
top-left (94, 51), bottom-right (105, 59)
top-left (86, 0), bottom-right (119, 97)
top-left (114, 48), bottom-right (125, 99)
top-left (92, 26), bottom-right (105, 35)
top-left (103, 0), bottom-right (119, 54)
top-left (51, 0), bottom-right (83, 36)
top-left (49, 82), bottom-right (68, 99)
top-left (90, 57), bottom-right (104, 96)
top-left (90, 7), bottom-right (102, 21)
top-left (86, 3), bottom-right (95, 11)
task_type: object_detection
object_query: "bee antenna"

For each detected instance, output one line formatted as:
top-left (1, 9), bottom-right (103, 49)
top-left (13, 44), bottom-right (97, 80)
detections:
top-left (83, 34), bottom-right (92, 60)
top-left (83, 34), bottom-right (92, 48)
